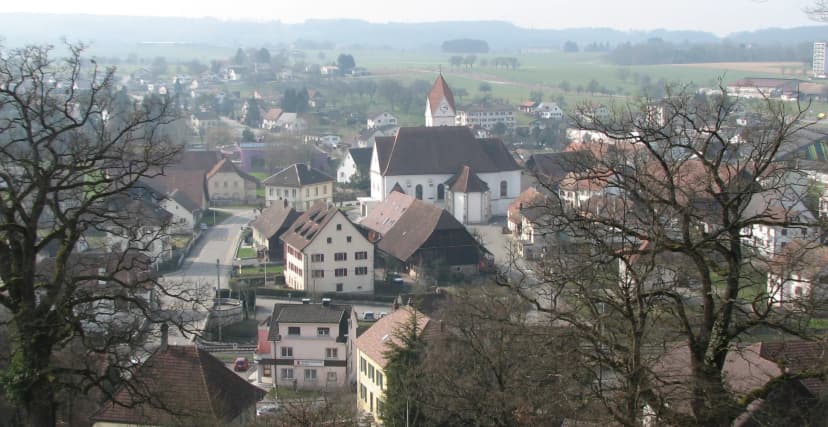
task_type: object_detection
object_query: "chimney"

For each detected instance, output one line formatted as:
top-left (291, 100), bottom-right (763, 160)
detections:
top-left (301, 298), bottom-right (311, 304)
top-left (321, 298), bottom-right (331, 307)
top-left (160, 323), bottom-right (169, 351)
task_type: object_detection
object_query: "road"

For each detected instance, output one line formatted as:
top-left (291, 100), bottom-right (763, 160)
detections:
top-left (158, 208), bottom-right (256, 344)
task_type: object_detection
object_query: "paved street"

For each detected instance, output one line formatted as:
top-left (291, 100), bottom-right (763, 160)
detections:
top-left (158, 208), bottom-right (255, 344)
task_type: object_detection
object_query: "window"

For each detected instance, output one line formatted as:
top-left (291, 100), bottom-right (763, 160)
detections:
top-left (335, 252), bottom-right (347, 261)
top-left (315, 187), bottom-right (319, 196)
top-left (360, 383), bottom-right (367, 401)
top-left (347, 236), bottom-right (352, 243)
top-left (368, 364), bottom-right (375, 381)
top-left (415, 184), bottom-right (423, 200)
top-left (377, 399), bottom-right (384, 417)
top-left (336, 224), bottom-right (342, 231)
top-left (355, 266), bottom-right (368, 275)
top-left (312, 269), bottom-right (324, 278)
top-left (324, 185), bottom-right (328, 194)
top-left (327, 237), bottom-right (332, 244)
top-left (311, 253), bottom-right (324, 262)
top-left (292, 189), bottom-right (297, 197)
top-left (377, 372), bottom-right (384, 388)
top-left (355, 251), bottom-right (368, 260)
top-left (304, 369), bottom-right (317, 381)
top-left (288, 327), bottom-right (300, 336)
top-left (781, 228), bottom-right (788, 236)
top-left (269, 188), bottom-right (274, 196)
top-left (281, 368), bottom-right (294, 379)
top-left (281, 347), bottom-right (293, 357)
top-left (336, 283), bottom-right (343, 292)
top-left (335, 268), bottom-right (348, 277)
top-left (318, 327), bottom-right (330, 336)
top-left (325, 348), bottom-right (338, 359)
top-left (305, 188), bottom-right (310, 197)
top-left (437, 183), bottom-right (445, 200)
top-left (500, 180), bottom-right (508, 197)
top-left (327, 371), bottom-right (337, 381)
top-left (360, 357), bottom-right (366, 374)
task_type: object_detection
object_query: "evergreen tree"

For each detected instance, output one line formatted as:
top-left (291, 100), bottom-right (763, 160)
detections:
top-left (381, 309), bottom-right (431, 427)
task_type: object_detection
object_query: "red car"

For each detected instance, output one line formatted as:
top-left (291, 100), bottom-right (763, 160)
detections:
top-left (233, 357), bottom-right (249, 372)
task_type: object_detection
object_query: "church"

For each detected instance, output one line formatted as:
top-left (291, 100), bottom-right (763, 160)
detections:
top-left (368, 75), bottom-right (523, 225)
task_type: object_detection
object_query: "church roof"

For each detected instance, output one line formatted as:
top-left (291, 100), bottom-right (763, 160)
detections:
top-left (374, 127), bottom-right (520, 176)
top-left (427, 74), bottom-right (456, 114)
top-left (445, 165), bottom-right (489, 193)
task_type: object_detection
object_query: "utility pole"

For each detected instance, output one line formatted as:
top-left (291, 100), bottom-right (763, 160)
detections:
top-left (216, 258), bottom-right (222, 342)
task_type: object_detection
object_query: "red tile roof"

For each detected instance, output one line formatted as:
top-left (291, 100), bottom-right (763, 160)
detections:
top-left (427, 74), bottom-right (456, 114)
top-left (446, 165), bottom-right (489, 193)
top-left (91, 345), bottom-right (265, 425)
top-left (355, 307), bottom-right (435, 368)
top-left (280, 202), bottom-right (340, 251)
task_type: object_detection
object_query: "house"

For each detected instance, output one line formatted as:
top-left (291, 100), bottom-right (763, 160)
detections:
top-left (355, 306), bottom-right (440, 424)
top-left (726, 78), bottom-right (801, 101)
top-left (360, 191), bottom-right (488, 278)
top-left (205, 158), bottom-right (260, 205)
top-left (535, 102), bottom-right (564, 120)
top-left (356, 125), bottom-right (398, 148)
top-left (249, 201), bottom-right (301, 261)
top-left (525, 151), bottom-right (596, 190)
top-left (263, 163), bottom-right (334, 211)
top-left (369, 126), bottom-right (522, 224)
top-left (280, 202), bottom-right (374, 294)
top-left (320, 65), bottom-right (340, 76)
top-left (338, 147), bottom-right (373, 184)
top-left (765, 242), bottom-right (828, 306)
top-left (425, 74), bottom-right (456, 127)
top-left (741, 189), bottom-right (819, 257)
top-left (91, 337), bottom-right (265, 426)
top-left (276, 112), bottom-right (306, 134)
top-left (367, 112), bottom-right (398, 129)
top-left (144, 151), bottom-right (217, 226)
top-left (519, 101), bottom-right (538, 113)
top-left (455, 104), bottom-right (516, 130)
top-left (254, 299), bottom-right (358, 390)
top-left (93, 190), bottom-right (174, 265)
top-left (261, 108), bottom-right (283, 130)
top-left (507, 187), bottom-right (551, 258)
top-left (190, 110), bottom-right (220, 135)
top-left (646, 341), bottom-right (828, 426)
top-left (135, 180), bottom-right (200, 233)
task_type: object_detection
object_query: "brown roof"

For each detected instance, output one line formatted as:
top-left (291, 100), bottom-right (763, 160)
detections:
top-left (175, 150), bottom-right (222, 171)
top-left (145, 170), bottom-right (206, 212)
top-left (508, 187), bottom-right (546, 224)
top-left (356, 306), bottom-right (434, 368)
top-left (374, 127), bottom-right (521, 176)
top-left (280, 202), bottom-right (340, 251)
top-left (249, 202), bottom-right (300, 239)
top-left (427, 74), bottom-right (456, 114)
top-left (263, 163), bottom-right (333, 188)
top-left (206, 158), bottom-right (260, 185)
top-left (445, 165), bottom-right (489, 193)
top-left (263, 108), bottom-right (283, 121)
top-left (526, 151), bottom-right (596, 185)
top-left (359, 191), bottom-right (475, 262)
top-left (91, 345), bottom-right (265, 425)
top-left (267, 303), bottom-right (352, 340)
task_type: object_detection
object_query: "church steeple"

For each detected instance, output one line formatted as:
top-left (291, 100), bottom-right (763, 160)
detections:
top-left (425, 74), bottom-right (456, 127)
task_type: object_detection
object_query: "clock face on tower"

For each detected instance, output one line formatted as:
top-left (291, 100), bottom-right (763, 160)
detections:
top-left (438, 102), bottom-right (450, 114)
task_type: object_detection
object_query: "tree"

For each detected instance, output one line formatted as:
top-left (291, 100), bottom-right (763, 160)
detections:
top-left (185, 59), bottom-right (208, 76)
top-left (234, 47), bottom-right (248, 65)
top-left (463, 55), bottom-right (477, 70)
top-left (530, 90), bottom-right (544, 103)
top-left (563, 41), bottom-right (579, 53)
top-left (377, 79), bottom-right (404, 111)
top-left (449, 55), bottom-right (464, 69)
top-left (807, 1), bottom-right (828, 21)
top-left (244, 97), bottom-right (263, 128)
top-left (454, 87), bottom-right (469, 101)
top-left (491, 122), bottom-right (508, 136)
top-left (242, 127), bottom-right (256, 142)
top-left (508, 85), bottom-right (824, 426)
top-left (150, 56), bottom-right (168, 77)
top-left (255, 47), bottom-right (271, 64)
top-left (336, 54), bottom-right (356, 73)
top-left (381, 309), bottom-right (432, 427)
top-left (478, 82), bottom-right (492, 99)
top-left (0, 44), bottom-right (185, 426)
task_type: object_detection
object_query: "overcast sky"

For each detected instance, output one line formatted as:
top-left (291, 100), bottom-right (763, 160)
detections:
top-left (2, 0), bottom-right (820, 36)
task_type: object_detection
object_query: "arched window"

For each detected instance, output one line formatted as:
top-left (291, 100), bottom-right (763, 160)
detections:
top-left (437, 184), bottom-right (445, 200)
top-left (500, 180), bottom-right (507, 197)
top-left (415, 184), bottom-right (423, 200)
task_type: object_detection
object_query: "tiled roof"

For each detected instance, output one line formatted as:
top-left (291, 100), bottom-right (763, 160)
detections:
top-left (427, 74), bottom-right (456, 114)
top-left (445, 165), bottom-right (489, 193)
top-left (359, 191), bottom-right (477, 263)
top-left (526, 151), bottom-right (596, 185)
top-left (280, 202), bottom-right (339, 251)
top-left (206, 158), bottom-right (260, 185)
top-left (508, 187), bottom-right (546, 223)
top-left (375, 127), bottom-right (521, 176)
top-left (348, 147), bottom-right (373, 170)
top-left (91, 345), bottom-right (265, 425)
top-left (355, 307), bottom-right (434, 368)
top-left (145, 170), bottom-right (206, 212)
top-left (267, 303), bottom-right (351, 340)
top-left (263, 108), bottom-right (283, 121)
top-left (263, 163), bottom-right (333, 188)
top-left (176, 150), bottom-right (222, 171)
top-left (249, 202), bottom-right (300, 239)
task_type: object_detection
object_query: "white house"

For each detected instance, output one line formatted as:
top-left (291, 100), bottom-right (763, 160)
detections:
top-left (280, 202), bottom-right (374, 294)
top-left (369, 126), bottom-right (522, 224)
top-left (742, 191), bottom-right (819, 257)
top-left (424, 75), bottom-right (456, 127)
top-left (264, 163), bottom-right (334, 211)
top-left (455, 104), bottom-right (516, 130)
top-left (337, 147), bottom-right (373, 184)
top-left (766, 243), bottom-right (828, 306)
top-left (367, 112), bottom-right (398, 129)
top-left (255, 300), bottom-right (358, 390)
top-left (535, 102), bottom-right (564, 120)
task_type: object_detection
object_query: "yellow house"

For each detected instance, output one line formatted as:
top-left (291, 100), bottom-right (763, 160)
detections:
top-left (354, 307), bottom-right (437, 424)
top-left (206, 158), bottom-right (260, 205)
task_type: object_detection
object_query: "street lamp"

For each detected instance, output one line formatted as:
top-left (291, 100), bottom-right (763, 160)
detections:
top-left (216, 258), bottom-right (222, 342)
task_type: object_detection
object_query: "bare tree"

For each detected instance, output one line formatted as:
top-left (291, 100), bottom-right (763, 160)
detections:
top-left (0, 43), bottom-right (188, 426)
top-left (507, 85), bottom-right (826, 426)
top-left (805, 0), bottom-right (828, 21)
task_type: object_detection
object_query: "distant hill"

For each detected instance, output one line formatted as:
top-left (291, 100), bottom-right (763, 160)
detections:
top-left (726, 25), bottom-right (828, 45)
top-left (0, 13), bottom-right (721, 51)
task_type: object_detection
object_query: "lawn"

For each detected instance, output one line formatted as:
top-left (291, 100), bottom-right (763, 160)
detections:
top-left (237, 246), bottom-right (257, 259)
top-left (239, 264), bottom-right (284, 276)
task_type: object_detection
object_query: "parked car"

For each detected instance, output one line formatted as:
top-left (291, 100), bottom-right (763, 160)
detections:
top-left (233, 357), bottom-right (249, 372)
top-left (363, 312), bottom-right (376, 322)
top-left (257, 403), bottom-right (280, 417)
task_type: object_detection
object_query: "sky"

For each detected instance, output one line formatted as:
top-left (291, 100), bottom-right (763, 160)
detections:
top-left (2, 0), bottom-right (821, 36)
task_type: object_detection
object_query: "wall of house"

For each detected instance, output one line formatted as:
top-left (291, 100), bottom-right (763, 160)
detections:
top-left (266, 182), bottom-right (333, 211)
top-left (284, 213), bottom-right (374, 294)
top-left (767, 272), bottom-right (812, 305)
top-left (160, 198), bottom-right (195, 232)
top-left (479, 170), bottom-right (521, 216)
top-left (271, 321), bottom-right (348, 389)
top-left (356, 350), bottom-right (386, 424)
top-left (744, 224), bottom-right (818, 256)
top-left (338, 154), bottom-right (357, 183)
top-left (208, 172), bottom-right (256, 204)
